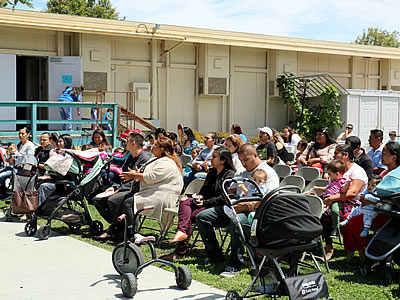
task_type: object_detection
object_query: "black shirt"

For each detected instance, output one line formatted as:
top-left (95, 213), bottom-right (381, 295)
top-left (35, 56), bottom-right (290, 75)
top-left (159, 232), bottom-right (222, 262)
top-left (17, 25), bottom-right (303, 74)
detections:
top-left (256, 141), bottom-right (278, 166)
top-left (34, 144), bottom-right (55, 175)
top-left (200, 168), bottom-right (235, 208)
top-left (355, 148), bottom-right (374, 180)
top-left (115, 151), bottom-right (151, 191)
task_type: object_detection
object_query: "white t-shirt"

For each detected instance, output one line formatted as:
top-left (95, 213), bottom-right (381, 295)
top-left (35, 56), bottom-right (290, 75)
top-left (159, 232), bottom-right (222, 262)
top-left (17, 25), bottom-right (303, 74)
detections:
top-left (235, 161), bottom-right (279, 194)
top-left (343, 162), bottom-right (368, 200)
top-left (287, 133), bottom-right (302, 146)
top-left (232, 153), bottom-right (245, 174)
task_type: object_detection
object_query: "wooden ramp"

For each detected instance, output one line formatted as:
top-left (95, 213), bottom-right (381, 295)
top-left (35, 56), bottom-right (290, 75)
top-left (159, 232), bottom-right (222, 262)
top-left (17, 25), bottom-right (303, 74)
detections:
top-left (119, 107), bottom-right (157, 131)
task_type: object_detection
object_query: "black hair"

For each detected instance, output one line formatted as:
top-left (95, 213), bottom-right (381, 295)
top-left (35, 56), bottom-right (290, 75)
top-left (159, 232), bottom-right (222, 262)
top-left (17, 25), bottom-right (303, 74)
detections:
top-left (51, 132), bottom-right (60, 145)
top-left (168, 132), bottom-right (178, 141)
top-left (315, 127), bottom-right (336, 147)
top-left (298, 139), bottom-right (308, 150)
top-left (214, 146), bottom-right (235, 172)
top-left (346, 136), bottom-right (361, 150)
top-left (370, 174), bottom-right (383, 183)
top-left (145, 133), bottom-right (154, 140)
top-left (231, 124), bottom-right (243, 135)
top-left (336, 144), bottom-right (355, 161)
top-left (385, 142), bottom-right (400, 166)
top-left (183, 127), bottom-right (196, 142)
top-left (370, 129), bottom-right (383, 141)
top-left (154, 128), bottom-right (167, 138)
top-left (207, 132), bottom-right (218, 144)
top-left (128, 132), bottom-right (145, 148)
top-left (59, 134), bottom-right (74, 149)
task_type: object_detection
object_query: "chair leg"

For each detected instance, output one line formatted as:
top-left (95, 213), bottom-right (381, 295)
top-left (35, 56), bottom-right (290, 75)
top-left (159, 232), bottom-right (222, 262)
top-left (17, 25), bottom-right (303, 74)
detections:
top-left (319, 235), bottom-right (330, 273)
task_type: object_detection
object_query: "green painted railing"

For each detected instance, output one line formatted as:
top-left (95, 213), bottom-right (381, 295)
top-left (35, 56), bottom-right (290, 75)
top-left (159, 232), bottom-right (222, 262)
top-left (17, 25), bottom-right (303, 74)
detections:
top-left (0, 101), bottom-right (119, 148)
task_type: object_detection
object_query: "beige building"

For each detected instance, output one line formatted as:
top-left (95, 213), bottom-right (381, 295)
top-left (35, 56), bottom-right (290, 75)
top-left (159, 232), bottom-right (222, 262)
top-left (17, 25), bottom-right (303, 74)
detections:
top-left (1, 8), bottom-right (400, 137)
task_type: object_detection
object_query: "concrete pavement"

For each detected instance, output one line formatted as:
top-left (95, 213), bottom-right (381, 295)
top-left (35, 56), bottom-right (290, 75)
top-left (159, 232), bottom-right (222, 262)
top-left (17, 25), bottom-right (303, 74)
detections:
top-left (0, 214), bottom-right (226, 300)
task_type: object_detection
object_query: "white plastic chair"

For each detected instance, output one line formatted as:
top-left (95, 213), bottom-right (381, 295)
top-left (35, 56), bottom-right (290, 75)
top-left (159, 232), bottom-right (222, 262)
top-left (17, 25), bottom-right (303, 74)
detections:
top-left (279, 175), bottom-right (305, 192)
top-left (296, 166), bottom-right (321, 185)
top-left (273, 164), bottom-right (291, 181)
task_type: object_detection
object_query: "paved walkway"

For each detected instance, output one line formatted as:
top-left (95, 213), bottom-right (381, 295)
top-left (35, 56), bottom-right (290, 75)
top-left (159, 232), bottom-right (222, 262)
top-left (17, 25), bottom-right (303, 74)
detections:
top-left (0, 214), bottom-right (226, 300)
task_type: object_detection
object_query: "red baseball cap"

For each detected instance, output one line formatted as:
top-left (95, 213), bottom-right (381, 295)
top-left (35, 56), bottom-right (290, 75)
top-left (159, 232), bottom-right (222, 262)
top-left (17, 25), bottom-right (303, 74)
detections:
top-left (120, 129), bottom-right (141, 139)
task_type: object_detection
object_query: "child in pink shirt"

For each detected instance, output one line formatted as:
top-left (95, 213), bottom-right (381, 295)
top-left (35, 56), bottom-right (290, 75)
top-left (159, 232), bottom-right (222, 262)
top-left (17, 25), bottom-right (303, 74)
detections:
top-left (312, 159), bottom-right (347, 238)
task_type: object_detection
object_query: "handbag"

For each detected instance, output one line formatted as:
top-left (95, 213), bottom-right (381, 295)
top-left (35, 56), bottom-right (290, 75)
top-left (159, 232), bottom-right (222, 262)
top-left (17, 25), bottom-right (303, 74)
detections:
top-left (12, 190), bottom-right (38, 214)
top-left (11, 173), bottom-right (38, 214)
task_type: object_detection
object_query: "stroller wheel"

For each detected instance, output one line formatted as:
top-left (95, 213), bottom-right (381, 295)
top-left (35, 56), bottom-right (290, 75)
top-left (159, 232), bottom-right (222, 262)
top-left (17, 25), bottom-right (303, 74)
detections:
top-left (385, 268), bottom-right (393, 286)
top-left (24, 220), bottom-right (37, 236)
top-left (176, 265), bottom-right (192, 289)
top-left (121, 273), bottom-right (137, 298)
top-left (38, 225), bottom-right (51, 240)
top-left (89, 220), bottom-right (103, 236)
top-left (4, 208), bottom-right (12, 222)
top-left (226, 290), bottom-right (242, 300)
top-left (68, 224), bottom-right (82, 232)
top-left (112, 243), bottom-right (144, 275)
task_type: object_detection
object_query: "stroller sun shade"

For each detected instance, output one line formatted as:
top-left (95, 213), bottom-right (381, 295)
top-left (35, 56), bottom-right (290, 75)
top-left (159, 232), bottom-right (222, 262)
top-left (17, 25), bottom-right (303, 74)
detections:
top-left (250, 192), bottom-right (323, 248)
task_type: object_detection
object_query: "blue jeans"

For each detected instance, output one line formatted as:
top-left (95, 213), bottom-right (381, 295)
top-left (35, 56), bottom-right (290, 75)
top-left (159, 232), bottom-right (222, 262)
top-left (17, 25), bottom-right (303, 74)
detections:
top-left (228, 212), bottom-right (249, 268)
top-left (195, 206), bottom-right (231, 260)
top-left (59, 107), bottom-right (72, 131)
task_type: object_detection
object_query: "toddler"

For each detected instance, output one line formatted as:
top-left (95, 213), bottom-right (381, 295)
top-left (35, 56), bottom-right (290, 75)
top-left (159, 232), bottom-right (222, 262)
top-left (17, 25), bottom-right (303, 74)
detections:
top-left (109, 147), bottom-right (125, 175)
top-left (6, 143), bottom-right (18, 165)
top-left (240, 169), bottom-right (268, 224)
top-left (312, 159), bottom-right (347, 238)
top-left (289, 139), bottom-right (308, 172)
top-left (339, 175), bottom-right (382, 237)
top-left (184, 147), bottom-right (200, 177)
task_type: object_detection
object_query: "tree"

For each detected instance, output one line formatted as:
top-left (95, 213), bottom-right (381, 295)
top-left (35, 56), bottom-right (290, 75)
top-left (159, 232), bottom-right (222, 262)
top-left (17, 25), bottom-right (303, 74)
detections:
top-left (0, 0), bottom-right (33, 8)
top-left (46, 0), bottom-right (120, 20)
top-left (355, 28), bottom-right (400, 48)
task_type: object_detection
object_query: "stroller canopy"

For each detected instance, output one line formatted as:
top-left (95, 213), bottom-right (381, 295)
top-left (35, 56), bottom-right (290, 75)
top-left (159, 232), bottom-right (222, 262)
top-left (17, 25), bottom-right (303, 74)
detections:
top-left (252, 192), bottom-right (323, 248)
top-left (376, 166), bottom-right (400, 195)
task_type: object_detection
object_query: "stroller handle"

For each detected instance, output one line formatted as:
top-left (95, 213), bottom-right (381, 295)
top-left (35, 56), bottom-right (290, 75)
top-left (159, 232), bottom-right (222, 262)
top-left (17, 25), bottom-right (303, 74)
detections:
top-left (221, 177), bottom-right (264, 206)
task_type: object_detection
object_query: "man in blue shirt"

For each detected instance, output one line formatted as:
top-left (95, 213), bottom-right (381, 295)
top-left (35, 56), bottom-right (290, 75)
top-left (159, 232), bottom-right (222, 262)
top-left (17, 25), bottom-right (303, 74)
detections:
top-left (58, 86), bottom-right (83, 131)
top-left (368, 129), bottom-right (386, 174)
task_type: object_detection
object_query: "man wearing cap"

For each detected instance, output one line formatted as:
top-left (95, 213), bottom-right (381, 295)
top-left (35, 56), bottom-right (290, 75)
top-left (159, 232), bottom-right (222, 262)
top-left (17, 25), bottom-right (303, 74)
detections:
top-left (337, 124), bottom-right (355, 141)
top-left (256, 126), bottom-right (278, 166)
top-left (346, 136), bottom-right (374, 180)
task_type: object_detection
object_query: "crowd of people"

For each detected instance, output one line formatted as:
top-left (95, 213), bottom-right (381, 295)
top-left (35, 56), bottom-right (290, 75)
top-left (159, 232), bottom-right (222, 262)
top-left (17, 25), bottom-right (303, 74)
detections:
top-left (1, 122), bottom-right (400, 280)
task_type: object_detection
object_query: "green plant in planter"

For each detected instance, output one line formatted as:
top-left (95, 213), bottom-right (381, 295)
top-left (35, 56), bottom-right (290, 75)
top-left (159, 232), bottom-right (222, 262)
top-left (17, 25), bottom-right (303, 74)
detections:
top-left (276, 73), bottom-right (342, 140)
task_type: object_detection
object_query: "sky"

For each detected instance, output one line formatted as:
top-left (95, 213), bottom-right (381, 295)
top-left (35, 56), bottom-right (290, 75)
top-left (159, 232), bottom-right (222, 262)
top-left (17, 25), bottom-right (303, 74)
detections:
top-left (18, 0), bottom-right (400, 44)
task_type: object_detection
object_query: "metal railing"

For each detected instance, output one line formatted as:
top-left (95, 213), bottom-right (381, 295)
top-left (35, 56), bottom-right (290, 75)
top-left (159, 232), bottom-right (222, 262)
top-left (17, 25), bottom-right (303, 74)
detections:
top-left (0, 101), bottom-right (119, 148)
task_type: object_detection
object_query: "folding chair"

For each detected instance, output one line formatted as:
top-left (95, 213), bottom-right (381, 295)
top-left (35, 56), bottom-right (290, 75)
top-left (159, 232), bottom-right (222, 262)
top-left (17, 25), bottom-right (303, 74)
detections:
top-left (273, 164), bottom-right (291, 181)
top-left (296, 166), bottom-right (321, 186)
top-left (157, 178), bottom-right (205, 243)
top-left (302, 193), bottom-right (329, 272)
top-left (179, 155), bottom-right (191, 168)
top-left (280, 175), bottom-right (305, 192)
top-left (304, 179), bottom-right (329, 197)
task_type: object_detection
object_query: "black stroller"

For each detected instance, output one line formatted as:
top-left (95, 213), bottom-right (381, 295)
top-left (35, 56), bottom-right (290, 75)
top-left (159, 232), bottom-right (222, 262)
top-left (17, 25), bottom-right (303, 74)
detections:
top-left (24, 150), bottom-right (109, 240)
top-left (365, 191), bottom-right (400, 285)
top-left (222, 177), bottom-right (329, 300)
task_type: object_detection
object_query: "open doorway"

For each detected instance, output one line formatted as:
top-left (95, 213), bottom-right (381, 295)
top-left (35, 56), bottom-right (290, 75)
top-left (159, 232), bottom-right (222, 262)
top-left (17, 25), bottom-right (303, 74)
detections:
top-left (16, 56), bottom-right (48, 131)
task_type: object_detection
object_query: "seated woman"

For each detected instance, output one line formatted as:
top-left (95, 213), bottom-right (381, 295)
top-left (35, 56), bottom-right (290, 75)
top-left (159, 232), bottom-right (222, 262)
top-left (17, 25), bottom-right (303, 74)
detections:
top-left (162, 147), bottom-right (235, 260)
top-left (282, 126), bottom-right (301, 146)
top-left (223, 134), bottom-right (245, 173)
top-left (182, 127), bottom-right (200, 156)
top-left (299, 127), bottom-right (337, 178)
top-left (37, 134), bottom-right (75, 207)
top-left (321, 144), bottom-right (368, 260)
top-left (89, 129), bottom-right (112, 155)
top-left (231, 124), bottom-right (247, 143)
top-left (0, 127), bottom-right (36, 196)
top-left (341, 142), bottom-right (400, 267)
top-left (97, 136), bottom-right (183, 240)
top-left (271, 128), bottom-right (292, 164)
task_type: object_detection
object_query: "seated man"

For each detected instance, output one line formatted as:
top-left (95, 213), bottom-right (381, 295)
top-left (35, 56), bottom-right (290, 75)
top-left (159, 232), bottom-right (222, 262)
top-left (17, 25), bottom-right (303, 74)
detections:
top-left (34, 132), bottom-right (55, 175)
top-left (183, 132), bottom-right (218, 187)
top-left (256, 126), bottom-right (278, 166)
top-left (195, 143), bottom-right (279, 277)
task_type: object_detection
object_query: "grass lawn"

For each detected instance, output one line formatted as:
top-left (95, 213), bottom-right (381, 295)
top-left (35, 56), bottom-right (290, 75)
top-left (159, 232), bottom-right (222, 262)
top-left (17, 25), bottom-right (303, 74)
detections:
top-left (1, 199), bottom-right (399, 299)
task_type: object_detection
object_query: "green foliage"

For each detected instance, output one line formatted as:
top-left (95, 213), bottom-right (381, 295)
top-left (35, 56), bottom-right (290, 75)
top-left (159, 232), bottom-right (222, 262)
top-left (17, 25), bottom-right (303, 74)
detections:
top-left (46, 0), bottom-right (120, 20)
top-left (0, 0), bottom-right (33, 8)
top-left (193, 130), bottom-right (205, 144)
top-left (355, 28), bottom-right (400, 48)
top-left (277, 73), bottom-right (342, 140)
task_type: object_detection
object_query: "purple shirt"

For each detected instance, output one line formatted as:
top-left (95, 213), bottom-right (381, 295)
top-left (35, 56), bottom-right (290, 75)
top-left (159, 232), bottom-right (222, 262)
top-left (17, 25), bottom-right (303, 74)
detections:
top-left (322, 177), bottom-right (347, 198)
